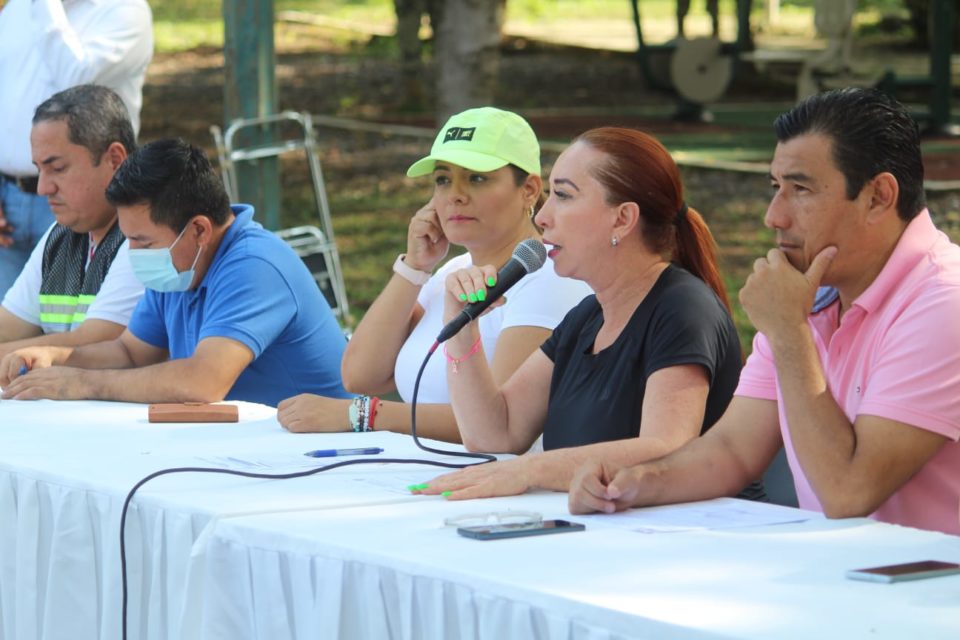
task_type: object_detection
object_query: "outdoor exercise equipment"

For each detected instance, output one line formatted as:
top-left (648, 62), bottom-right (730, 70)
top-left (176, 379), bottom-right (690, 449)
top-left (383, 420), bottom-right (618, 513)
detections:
top-left (878, 0), bottom-right (957, 136)
top-left (629, 0), bottom-right (752, 121)
top-left (630, 0), bottom-right (955, 136)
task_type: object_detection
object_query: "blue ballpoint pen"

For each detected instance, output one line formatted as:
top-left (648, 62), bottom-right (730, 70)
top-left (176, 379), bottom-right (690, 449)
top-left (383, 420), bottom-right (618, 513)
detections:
top-left (303, 447), bottom-right (384, 458)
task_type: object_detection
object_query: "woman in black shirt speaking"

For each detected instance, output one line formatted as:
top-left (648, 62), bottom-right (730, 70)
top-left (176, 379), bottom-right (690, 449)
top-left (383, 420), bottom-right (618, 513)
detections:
top-left (414, 127), bottom-right (761, 501)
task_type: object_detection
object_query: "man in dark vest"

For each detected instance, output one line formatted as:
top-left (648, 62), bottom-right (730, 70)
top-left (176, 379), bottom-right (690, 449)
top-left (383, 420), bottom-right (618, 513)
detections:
top-left (0, 138), bottom-right (348, 407)
top-left (0, 85), bottom-right (144, 362)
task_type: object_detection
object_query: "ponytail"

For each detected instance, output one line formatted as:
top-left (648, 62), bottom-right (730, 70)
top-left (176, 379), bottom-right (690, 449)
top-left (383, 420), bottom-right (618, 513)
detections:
top-left (673, 205), bottom-right (731, 313)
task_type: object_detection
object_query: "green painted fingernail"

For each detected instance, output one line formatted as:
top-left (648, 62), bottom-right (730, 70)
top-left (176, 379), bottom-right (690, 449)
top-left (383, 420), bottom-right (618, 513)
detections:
top-left (476, 289), bottom-right (486, 301)
top-left (441, 491), bottom-right (452, 497)
top-left (467, 292), bottom-right (477, 303)
top-left (486, 276), bottom-right (496, 287)
top-left (458, 293), bottom-right (467, 302)
top-left (407, 483), bottom-right (429, 491)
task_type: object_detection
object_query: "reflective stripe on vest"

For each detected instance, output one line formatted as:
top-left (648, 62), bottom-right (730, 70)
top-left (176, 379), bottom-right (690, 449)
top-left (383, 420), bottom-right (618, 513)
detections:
top-left (38, 294), bottom-right (96, 333)
top-left (39, 222), bottom-right (124, 335)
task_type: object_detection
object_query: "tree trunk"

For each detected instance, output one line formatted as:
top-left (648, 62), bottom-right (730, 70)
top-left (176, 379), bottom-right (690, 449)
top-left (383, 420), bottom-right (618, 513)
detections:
top-left (433, 0), bottom-right (504, 124)
top-left (393, 0), bottom-right (441, 110)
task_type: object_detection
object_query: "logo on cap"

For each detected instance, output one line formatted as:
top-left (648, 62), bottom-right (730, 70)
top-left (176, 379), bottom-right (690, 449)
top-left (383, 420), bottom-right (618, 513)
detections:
top-left (443, 127), bottom-right (476, 143)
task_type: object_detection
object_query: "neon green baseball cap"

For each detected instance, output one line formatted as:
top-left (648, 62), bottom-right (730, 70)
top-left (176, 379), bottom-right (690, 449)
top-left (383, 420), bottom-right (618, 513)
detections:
top-left (406, 107), bottom-right (541, 178)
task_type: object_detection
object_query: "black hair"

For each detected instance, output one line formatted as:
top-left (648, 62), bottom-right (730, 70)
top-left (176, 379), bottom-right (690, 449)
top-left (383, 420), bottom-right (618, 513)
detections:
top-left (773, 88), bottom-right (925, 221)
top-left (508, 163), bottom-right (546, 212)
top-left (33, 84), bottom-right (136, 163)
top-left (105, 138), bottom-right (232, 230)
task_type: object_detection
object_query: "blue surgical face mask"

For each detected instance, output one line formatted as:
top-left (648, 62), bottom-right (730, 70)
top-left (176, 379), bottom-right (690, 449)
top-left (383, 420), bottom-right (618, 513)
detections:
top-left (128, 225), bottom-right (203, 292)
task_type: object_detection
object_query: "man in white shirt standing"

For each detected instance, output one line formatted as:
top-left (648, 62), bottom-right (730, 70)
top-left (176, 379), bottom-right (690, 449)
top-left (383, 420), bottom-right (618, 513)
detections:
top-left (0, 84), bottom-right (144, 361)
top-left (0, 0), bottom-right (153, 296)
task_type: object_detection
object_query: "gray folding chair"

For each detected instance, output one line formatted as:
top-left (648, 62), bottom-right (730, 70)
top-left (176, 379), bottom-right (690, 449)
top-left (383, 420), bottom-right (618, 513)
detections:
top-left (211, 111), bottom-right (350, 326)
top-left (763, 446), bottom-right (799, 508)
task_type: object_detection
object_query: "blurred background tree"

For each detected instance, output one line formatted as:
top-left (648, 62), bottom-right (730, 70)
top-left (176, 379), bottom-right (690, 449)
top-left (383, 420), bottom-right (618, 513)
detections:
top-left (394, 0), bottom-right (506, 123)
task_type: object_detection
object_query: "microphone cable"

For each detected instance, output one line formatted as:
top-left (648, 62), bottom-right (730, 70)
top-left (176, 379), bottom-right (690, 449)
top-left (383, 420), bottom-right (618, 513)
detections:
top-left (119, 343), bottom-right (494, 640)
top-left (409, 341), bottom-right (496, 462)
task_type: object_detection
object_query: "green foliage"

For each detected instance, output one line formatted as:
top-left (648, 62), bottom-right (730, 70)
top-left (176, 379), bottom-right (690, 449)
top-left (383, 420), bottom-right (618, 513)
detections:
top-left (153, 21), bottom-right (224, 51)
top-left (505, 0), bottom-right (757, 22)
top-left (507, 0), bottom-right (633, 21)
top-left (151, 0), bottom-right (222, 21)
top-left (152, 0), bottom-right (394, 22)
top-left (153, 0), bottom-right (396, 52)
top-left (781, 0), bottom-right (906, 8)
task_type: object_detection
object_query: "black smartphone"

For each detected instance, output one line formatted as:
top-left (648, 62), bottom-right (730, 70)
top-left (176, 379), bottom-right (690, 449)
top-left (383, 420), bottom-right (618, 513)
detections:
top-left (457, 518), bottom-right (585, 540)
top-left (846, 560), bottom-right (960, 583)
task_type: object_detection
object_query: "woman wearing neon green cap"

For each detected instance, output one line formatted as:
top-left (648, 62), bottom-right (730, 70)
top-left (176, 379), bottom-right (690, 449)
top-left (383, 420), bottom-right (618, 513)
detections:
top-left (414, 127), bottom-right (764, 502)
top-left (277, 107), bottom-right (591, 438)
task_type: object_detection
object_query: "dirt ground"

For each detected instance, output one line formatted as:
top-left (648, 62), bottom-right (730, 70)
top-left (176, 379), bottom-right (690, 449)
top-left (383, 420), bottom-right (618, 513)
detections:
top-left (138, 31), bottom-right (960, 331)
top-left (140, 29), bottom-right (960, 191)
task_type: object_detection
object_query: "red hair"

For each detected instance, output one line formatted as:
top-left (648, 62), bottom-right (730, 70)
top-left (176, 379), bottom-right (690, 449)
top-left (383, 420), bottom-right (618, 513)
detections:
top-left (575, 127), bottom-right (731, 312)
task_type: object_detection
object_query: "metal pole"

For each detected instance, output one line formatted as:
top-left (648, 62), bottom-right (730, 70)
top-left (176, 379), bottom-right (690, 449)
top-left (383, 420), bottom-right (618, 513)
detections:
top-left (223, 0), bottom-right (281, 230)
top-left (629, 0), bottom-right (671, 92)
top-left (928, 0), bottom-right (955, 135)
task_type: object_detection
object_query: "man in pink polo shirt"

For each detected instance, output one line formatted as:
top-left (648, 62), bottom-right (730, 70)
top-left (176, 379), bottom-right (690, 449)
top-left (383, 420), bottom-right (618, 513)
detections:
top-left (568, 88), bottom-right (960, 536)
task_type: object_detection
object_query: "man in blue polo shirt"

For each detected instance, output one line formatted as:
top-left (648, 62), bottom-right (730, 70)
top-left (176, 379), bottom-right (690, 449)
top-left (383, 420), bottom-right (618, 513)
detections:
top-left (0, 138), bottom-right (350, 407)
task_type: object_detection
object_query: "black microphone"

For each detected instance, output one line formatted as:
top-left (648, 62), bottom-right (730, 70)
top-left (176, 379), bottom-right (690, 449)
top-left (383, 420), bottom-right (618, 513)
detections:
top-left (436, 238), bottom-right (547, 343)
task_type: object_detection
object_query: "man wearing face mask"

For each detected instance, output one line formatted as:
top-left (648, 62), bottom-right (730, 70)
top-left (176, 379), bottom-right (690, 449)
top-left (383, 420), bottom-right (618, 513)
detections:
top-left (0, 138), bottom-right (351, 407)
top-left (0, 85), bottom-right (143, 362)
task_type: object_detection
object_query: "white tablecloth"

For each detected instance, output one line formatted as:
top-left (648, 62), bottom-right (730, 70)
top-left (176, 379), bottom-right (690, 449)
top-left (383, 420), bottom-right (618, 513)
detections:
top-left (0, 399), bottom-right (473, 640)
top-left (3, 399), bottom-right (960, 640)
top-left (182, 493), bottom-right (960, 640)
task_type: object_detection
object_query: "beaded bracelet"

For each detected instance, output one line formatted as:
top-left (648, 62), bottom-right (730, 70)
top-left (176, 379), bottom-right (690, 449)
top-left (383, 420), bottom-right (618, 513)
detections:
top-left (349, 395), bottom-right (380, 432)
top-left (349, 395), bottom-right (367, 432)
top-left (443, 335), bottom-right (483, 373)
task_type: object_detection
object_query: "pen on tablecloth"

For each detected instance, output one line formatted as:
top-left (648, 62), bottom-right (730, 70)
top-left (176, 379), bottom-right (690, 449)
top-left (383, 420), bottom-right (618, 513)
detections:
top-left (303, 447), bottom-right (384, 458)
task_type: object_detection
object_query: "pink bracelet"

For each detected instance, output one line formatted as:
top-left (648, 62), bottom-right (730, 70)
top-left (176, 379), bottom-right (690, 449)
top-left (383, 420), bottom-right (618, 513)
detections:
top-left (443, 335), bottom-right (482, 373)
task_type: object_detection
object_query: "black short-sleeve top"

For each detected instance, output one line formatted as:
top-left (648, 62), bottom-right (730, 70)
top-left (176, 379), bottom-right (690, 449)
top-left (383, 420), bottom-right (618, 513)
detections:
top-left (540, 264), bottom-right (742, 450)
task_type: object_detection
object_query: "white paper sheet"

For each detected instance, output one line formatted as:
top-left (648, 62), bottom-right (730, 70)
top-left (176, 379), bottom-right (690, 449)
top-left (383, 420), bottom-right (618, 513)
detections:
top-left (193, 453), bottom-right (341, 472)
top-left (575, 498), bottom-right (817, 533)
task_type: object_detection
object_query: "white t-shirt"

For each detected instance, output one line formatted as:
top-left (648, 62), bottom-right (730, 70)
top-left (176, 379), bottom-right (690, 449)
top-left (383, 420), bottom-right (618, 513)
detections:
top-left (2, 224), bottom-right (144, 331)
top-left (394, 252), bottom-right (592, 403)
